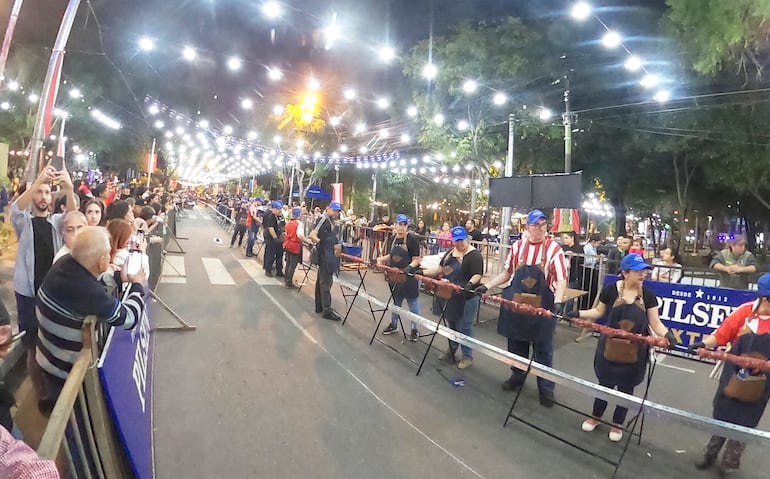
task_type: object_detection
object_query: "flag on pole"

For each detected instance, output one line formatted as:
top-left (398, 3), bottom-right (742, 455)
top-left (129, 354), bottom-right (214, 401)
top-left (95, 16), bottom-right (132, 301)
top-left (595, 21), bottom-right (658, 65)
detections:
top-left (551, 208), bottom-right (581, 234)
top-left (145, 152), bottom-right (158, 172)
top-left (331, 183), bottom-right (343, 204)
top-left (43, 54), bottom-right (64, 137)
top-left (56, 116), bottom-right (66, 159)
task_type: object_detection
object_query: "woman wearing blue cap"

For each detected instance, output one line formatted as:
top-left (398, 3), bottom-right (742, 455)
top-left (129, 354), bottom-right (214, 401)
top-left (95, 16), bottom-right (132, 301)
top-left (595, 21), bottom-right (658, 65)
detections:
top-left (377, 214), bottom-right (422, 341)
top-left (687, 273), bottom-right (770, 476)
top-left (568, 253), bottom-right (677, 442)
top-left (421, 226), bottom-right (484, 369)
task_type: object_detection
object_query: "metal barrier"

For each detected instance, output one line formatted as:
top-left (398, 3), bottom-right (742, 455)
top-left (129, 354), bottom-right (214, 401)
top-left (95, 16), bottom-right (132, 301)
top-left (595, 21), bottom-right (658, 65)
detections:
top-left (37, 317), bottom-right (130, 478)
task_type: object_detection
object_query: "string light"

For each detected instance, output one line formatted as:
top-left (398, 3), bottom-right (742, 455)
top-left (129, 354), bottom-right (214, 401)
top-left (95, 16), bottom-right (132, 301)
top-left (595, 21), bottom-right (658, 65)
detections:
top-left (182, 46), bottom-right (197, 61)
top-left (138, 36), bottom-right (155, 51)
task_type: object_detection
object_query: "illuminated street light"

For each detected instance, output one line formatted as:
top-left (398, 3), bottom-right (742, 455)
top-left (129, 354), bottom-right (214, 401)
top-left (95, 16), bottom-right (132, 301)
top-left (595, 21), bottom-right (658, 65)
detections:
top-left (329, 116), bottom-right (341, 126)
top-left (601, 31), bottom-right (621, 48)
top-left (7, 80), bottom-right (19, 91)
top-left (138, 36), bottom-right (155, 51)
top-left (406, 105), bottom-right (418, 117)
top-left (457, 120), bottom-right (469, 131)
top-left (571, 2), bottom-right (592, 20)
top-left (539, 108), bottom-right (553, 121)
top-left (462, 80), bottom-right (478, 94)
top-left (400, 133), bottom-right (410, 144)
top-left (433, 113), bottom-right (445, 126)
top-left (272, 104), bottom-right (284, 115)
top-left (28, 93), bottom-right (38, 103)
top-left (182, 46), bottom-right (197, 61)
top-left (241, 98), bottom-right (254, 109)
top-left (493, 92), bottom-right (507, 105)
top-left (273, 135), bottom-right (282, 144)
top-left (199, 119), bottom-right (210, 129)
top-left (69, 88), bottom-right (81, 99)
top-left (653, 90), bottom-right (671, 102)
top-left (422, 63), bottom-right (438, 80)
top-left (248, 131), bottom-right (258, 140)
top-left (343, 88), bottom-right (356, 100)
top-left (223, 125), bottom-right (234, 135)
top-left (624, 55), bottom-right (642, 72)
top-left (308, 78), bottom-right (320, 90)
top-left (340, 144), bottom-right (348, 152)
top-left (378, 128), bottom-right (389, 138)
top-left (379, 46), bottom-right (396, 63)
top-left (154, 120), bottom-right (165, 129)
top-left (354, 122), bottom-right (366, 134)
top-left (267, 67), bottom-right (283, 80)
top-left (227, 57), bottom-right (242, 71)
top-left (640, 73), bottom-right (659, 88)
top-left (376, 97), bottom-right (389, 109)
top-left (262, 1), bottom-right (282, 19)
top-left (148, 104), bottom-right (160, 115)
top-left (295, 139), bottom-right (304, 148)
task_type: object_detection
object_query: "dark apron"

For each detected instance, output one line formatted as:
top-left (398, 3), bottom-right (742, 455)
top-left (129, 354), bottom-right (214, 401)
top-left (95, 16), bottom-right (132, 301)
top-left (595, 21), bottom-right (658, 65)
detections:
top-left (713, 328), bottom-right (770, 427)
top-left (440, 254), bottom-right (466, 324)
top-left (318, 218), bottom-right (340, 273)
top-left (389, 240), bottom-right (419, 300)
top-left (594, 287), bottom-right (649, 388)
top-left (497, 244), bottom-right (555, 342)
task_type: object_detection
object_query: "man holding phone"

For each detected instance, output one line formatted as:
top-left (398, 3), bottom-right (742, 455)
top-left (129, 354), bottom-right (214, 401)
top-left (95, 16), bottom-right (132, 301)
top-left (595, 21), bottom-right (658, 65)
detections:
top-left (11, 164), bottom-right (76, 400)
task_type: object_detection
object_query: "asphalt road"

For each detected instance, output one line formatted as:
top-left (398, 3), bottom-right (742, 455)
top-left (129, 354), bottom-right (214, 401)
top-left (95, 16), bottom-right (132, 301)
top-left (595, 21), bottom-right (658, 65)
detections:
top-left (150, 208), bottom-right (770, 479)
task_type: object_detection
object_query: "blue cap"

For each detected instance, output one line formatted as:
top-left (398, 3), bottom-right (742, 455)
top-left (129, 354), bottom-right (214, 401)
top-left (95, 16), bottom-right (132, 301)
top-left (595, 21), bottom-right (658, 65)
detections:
top-left (256, 197), bottom-right (264, 203)
top-left (620, 253), bottom-right (652, 271)
top-left (329, 202), bottom-right (342, 211)
top-left (757, 274), bottom-right (770, 297)
top-left (451, 226), bottom-right (468, 241)
top-left (291, 207), bottom-right (301, 217)
top-left (395, 214), bottom-right (409, 224)
top-left (272, 200), bottom-right (283, 209)
top-left (527, 209), bottom-right (547, 225)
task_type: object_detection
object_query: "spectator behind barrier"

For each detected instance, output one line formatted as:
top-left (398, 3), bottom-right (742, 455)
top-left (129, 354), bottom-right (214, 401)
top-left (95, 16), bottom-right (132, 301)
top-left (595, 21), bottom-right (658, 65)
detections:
top-left (53, 211), bottom-right (87, 263)
top-left (35, 226), bottom-right (146, 415)
top-left (710, 237), bottom-right (758, 290)
top-left (651, 247), bottom-right (683, 283)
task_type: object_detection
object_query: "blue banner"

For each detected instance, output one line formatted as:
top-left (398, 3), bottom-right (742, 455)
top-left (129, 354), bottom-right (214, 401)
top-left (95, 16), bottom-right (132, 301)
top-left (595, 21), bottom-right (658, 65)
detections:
top-left (98, 302), bottom-right (154, 478)
top-left (603, 276), bottom-right (756, 355)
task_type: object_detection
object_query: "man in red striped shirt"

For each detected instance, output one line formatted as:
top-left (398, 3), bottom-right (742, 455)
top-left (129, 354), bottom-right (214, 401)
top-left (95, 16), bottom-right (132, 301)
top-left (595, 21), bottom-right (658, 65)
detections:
top-left (477, 209), bottom-right (568, 407)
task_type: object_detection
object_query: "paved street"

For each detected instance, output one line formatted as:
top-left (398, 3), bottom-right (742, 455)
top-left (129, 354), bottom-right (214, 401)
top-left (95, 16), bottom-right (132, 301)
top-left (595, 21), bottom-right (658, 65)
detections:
top-left (150, 208), bottom-right (770, 479)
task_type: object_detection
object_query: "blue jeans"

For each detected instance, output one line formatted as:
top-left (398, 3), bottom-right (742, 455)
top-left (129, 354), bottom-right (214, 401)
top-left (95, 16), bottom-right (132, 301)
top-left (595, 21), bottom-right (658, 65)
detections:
top-left (508, 333), bottom-right (555, 395)
top-left (391, 295), bottom-right (420, 331)
top-left (246, 229), bottom-right (257, 257)
top-left (447, 295), bottom-right (479, 359)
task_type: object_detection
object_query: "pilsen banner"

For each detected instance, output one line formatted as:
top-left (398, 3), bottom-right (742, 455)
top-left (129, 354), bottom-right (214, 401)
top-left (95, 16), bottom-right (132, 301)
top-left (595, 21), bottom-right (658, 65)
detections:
top-left (603, 275), bottom-right (756, 358)
top-left (331, 183), bottom-right (343, 204)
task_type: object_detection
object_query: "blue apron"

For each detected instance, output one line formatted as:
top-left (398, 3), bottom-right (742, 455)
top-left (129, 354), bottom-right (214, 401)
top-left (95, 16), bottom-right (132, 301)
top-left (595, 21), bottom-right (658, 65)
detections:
top-left (389, 238), bottom-right (419, 300)
top-left (594, 284), bottom-right (650, 388)
top-left (713, 327), bottom-right (770, 427)
top-left (497, 241), bottom-right (555, 342)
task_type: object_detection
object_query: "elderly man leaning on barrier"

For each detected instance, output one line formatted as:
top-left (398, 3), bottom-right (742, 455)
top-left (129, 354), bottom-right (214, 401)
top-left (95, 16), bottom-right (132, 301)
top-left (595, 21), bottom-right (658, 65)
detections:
top-left (35, 226), bottom-right (146, 415)
top-left (688, 273), bottom-right (770, 477)
top-left (476, 209), bottom-right (568, 407)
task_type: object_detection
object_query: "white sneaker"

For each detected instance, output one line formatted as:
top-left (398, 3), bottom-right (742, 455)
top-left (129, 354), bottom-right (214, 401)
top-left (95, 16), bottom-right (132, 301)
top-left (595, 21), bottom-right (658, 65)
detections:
top-left (581, 419), bottom-right (599, 432)
top-left (609, 427), bottom-right (623, 442)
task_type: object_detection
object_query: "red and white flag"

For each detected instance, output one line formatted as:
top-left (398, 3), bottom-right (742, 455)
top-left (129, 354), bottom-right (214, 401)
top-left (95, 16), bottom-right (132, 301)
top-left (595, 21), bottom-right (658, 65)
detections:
top-left (551, 208), bottom-right (581, 234)
top-left (146, 152), bottom-right (158, 172)
top-left (331, 183), bottom-right (343, 204)
top-left (43, 54), bottom-right (64, 137)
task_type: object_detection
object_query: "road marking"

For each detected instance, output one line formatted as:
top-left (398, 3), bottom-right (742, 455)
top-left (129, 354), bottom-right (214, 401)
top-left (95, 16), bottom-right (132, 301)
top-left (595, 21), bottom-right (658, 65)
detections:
top-left (259, 285), bottom-right (484, 478)
top-left (201, 257), bottom-right (236, 285)
top-left (654, 354), bottom-right (695, 373)
top-left (159, 255), bottom-right (187, 284)
top-left (235, 257), bottom-right (280, 285)
top-left (200, 214), bottom-right (212, 221)
top-left (187, 213), bottom-right (197, 220)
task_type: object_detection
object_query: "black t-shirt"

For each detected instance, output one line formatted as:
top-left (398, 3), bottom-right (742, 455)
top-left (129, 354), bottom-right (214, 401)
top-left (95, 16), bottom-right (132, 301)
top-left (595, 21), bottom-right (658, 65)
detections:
top-left (598, 282), bottom-right (658, 313)
top-left (263, 210), bottom-right (278, 237)
top-left (562, 244), bottom-right (583, 283)
top-left (442, 248), bottom-right (484, 283)
top-left (467, 229), bottom-right (485, 243)
top-left (386, 233), bottom-right (420, 259)
top-left (31, 216), bottom-right (55, 292)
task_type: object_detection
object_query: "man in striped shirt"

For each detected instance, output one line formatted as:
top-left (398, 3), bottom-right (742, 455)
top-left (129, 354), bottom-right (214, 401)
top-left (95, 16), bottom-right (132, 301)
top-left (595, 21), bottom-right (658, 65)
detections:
top-left (35, 227), bottom-right (146, 414)
top-left (477, 209), bottom-right (568, 407)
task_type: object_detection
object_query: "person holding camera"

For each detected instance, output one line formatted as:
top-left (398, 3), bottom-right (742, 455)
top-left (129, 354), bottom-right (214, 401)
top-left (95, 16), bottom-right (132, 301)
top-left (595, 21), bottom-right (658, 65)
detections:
top-left (567, 253), bottom-right (678, 442)
top-left (688, 273), bottom-right (770, 477)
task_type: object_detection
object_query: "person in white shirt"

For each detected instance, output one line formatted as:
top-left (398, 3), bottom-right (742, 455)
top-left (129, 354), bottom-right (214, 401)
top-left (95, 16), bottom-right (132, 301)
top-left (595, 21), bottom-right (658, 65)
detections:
top-left (651, 247), bottom-right (682, 283)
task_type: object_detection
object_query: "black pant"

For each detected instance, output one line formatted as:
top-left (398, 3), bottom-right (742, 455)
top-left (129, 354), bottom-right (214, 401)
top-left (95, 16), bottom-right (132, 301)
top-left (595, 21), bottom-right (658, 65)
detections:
top-left (264, 238), bottom-right (284, 274)
top-left (231, 224), bottom-right (246, 246)
top-left (285, 252), bottom-right (301, 285)
top-left (592, 381), bottom-right (634, 425)
top-left (315, 261), bottom-right (334, 313)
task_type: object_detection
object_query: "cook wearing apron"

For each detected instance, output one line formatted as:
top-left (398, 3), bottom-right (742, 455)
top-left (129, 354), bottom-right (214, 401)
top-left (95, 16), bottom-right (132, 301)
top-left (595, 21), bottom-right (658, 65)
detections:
top-left (309, 202), bottom-right (343, 321)
top-left (569, 253), bottom-right (677, 442)
top-left (690, 273), bottom-right (770, 476)
top-left (377, 214), bottom-right (421, 342)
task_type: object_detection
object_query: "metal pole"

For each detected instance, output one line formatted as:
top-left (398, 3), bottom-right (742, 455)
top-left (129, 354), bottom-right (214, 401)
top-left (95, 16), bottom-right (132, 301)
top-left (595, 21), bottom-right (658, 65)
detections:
top-left (500, 113), bottom-right (515, 246)
top-left (563, 75), bottom-right (572, 174)
top-left (147, 138), bottom-right (156, 188)
top-left (0, 0), bottom-right (24, 86)
top-left (288, 161), bottom-right (296, 202)
top-left (335, 164), bottom-right (339, 183)
top-left (26, 0), bottom-right (82, 184)
top-left (470, 167), bottom-right (477, 219)
top-left (369, 172), bottom-right (378, 221)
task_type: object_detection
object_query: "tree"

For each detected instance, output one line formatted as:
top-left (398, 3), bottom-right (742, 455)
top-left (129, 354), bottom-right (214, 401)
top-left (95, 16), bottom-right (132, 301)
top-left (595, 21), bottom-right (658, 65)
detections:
top-left (665, 0), bottom-right (770, 81)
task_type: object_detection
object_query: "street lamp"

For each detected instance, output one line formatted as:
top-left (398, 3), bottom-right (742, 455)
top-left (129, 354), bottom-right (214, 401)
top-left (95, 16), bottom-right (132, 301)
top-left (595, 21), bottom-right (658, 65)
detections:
top-left (462, 80), bottom-right (478, 94)
top-left (138, 36), bottom-right (154, 51)
top-left (379, 46), bottom-right (396, 63)
top-left (493, 92), bottom-right (507, 105)
top-left (227, 56), bottom-right (242, 71)
top-left (571, 2), bottom-right (592, 20)
top-left (601, 31), bottom-right (621, 48)
top-left (422, 63), bottom-right (438, 80)
top-left (624, 55), bottom-right (642, 71)
top-left (262, 1), bottom-right (282, 19)
top-left (182, 46), bottom-right (197, 61)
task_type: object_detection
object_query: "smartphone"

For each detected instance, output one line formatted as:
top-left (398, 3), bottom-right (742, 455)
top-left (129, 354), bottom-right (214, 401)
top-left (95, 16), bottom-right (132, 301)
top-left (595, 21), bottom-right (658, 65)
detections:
top-left (0, 330), bottom-right (26, 347)
top-left (128, 230), bottom-right (145, 251)
top-left (125, 250), bottom-right (143, 276)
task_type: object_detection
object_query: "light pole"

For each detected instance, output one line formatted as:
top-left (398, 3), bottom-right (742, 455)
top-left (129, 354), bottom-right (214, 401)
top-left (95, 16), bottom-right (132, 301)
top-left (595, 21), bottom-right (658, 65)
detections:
top-left (0, 0), bottom-right (24, 86)
top-left (500, 113), bottom-right (515, 246)
top-left (369, 172), bottom-right (378, 221)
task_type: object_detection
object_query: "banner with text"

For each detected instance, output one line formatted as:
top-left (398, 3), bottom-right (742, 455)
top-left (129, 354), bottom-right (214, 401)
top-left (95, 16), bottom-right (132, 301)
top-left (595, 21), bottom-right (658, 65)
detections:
top-left (98, 301), bottom-right (154, 479)
top-left (603, 276), bottom-right (756, 357)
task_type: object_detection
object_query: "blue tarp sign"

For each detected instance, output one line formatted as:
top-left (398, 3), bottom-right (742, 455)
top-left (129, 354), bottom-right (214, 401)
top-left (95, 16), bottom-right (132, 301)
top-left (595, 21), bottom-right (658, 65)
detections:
top-left (603, 275), bottom-right (756, 355)
top-left (98, 303), bottom-right (154, 478)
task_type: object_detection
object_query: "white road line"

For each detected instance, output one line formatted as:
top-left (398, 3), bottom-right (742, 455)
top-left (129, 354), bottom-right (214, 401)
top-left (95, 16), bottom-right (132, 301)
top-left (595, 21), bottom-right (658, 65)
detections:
top-left (235, 256), bottom-right (280, 285)
top-left (160, 255), bottom-right (187, 284)
top-left (654, 354), bottom-right (695, 373)
top-left (259, 285), bottom-right (484, 478)
top-left (187, 213), bottom-right (197, 220)
top-left (201, 257), bottom-right (236, 285)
